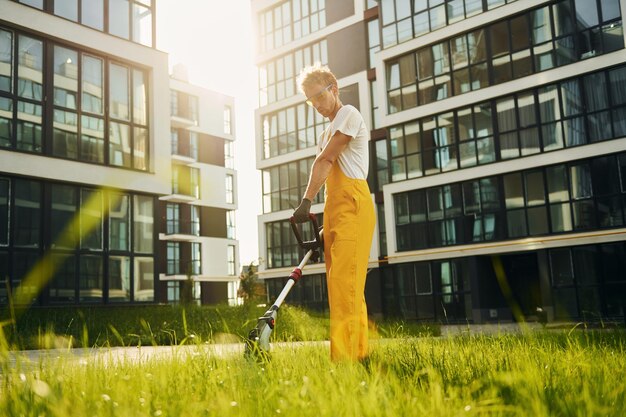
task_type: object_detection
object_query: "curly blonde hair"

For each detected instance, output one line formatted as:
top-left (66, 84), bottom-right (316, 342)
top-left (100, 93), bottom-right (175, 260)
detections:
top-left (296, 63), bottom-right (338, 94)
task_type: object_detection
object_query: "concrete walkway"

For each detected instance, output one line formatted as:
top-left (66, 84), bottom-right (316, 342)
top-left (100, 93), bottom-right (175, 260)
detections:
top-left (4, 322), bottom-right (589, 370)
top-left (5, 340), bottom-right (331, 371)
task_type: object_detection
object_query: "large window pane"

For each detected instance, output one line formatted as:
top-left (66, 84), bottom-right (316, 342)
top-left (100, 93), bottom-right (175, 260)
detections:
top-left (49, 254), bottom-right (76, 303)
top-left (134, 257), bottom-right (154, 301)
top-left (16, 101), bottom-right (42, 152)
top-left (133, 127), bottom-right (148, 170)
top-left (110, 193), bottom-right (130, 251)
top-left (109, 63), bottom-right (130, 120)
top-left (546, 165), bottom-right (569, 202)
top-left (82, 0), bottom-right (105, 31)
top-left (53, 46), bottom-right (78, 110)
top-left (109, 122), bottom-right (131, 167)
top-left (52, 110), bottom-right (78, 159)
top-left (133, 69), bottom-right (147, 125)
top-left (110, 0), bottom-right (130, 39)
top-left (0, 30), bottom-right (12, 93)
top-left (79, 255), bottom-right (103, 302)
top-left (17, 35), bottom-right (43, 101)
top-left (14, 179), bottom-right (40, 247)
top-left (134, 195), bottom-right (153, 253)
top-left (570, 163), bottom-right (593, 199)
top-left (0, 179), bottom-right (9, 246)
top-left (81, 115), bottom-right (105, 163)
top-left (80, 189), bottom-right (103, 250)
top-left (51, 184), bottom-right (77, 249)
top-left (109, 256), bottom-right (130, 302)
top-left (82, 55), bottom-right (103, 115)
top-left (55, 0), bottom-right (78, 21)
top-left (132, 4), bottom-right (153, 47)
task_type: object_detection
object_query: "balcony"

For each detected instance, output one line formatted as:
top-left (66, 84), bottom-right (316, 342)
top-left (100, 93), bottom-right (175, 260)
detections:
top-left (162, 259), bottom-right (201, 280)
top-left (159, 219), bottom-right (199, 242)
top-left (171, 138), bottom-right (198, 165)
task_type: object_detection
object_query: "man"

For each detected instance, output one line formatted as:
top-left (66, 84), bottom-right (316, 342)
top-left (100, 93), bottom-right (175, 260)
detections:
top-left (292, 64), bottom-right (375, 362)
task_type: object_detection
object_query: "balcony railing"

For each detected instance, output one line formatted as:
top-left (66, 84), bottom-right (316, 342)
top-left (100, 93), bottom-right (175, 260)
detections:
top-left (165, 219), bottom-right (200, 236)
top-left (166, 259), bottom-right (201, 276)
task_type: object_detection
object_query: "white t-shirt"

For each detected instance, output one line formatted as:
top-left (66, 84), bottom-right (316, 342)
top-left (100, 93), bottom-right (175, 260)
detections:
top-left (318, 105), bottom-right (369, 180)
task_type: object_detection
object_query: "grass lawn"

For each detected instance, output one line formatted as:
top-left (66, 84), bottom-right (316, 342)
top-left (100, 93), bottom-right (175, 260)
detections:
top-left (2, 330), bottom-right (625, 417)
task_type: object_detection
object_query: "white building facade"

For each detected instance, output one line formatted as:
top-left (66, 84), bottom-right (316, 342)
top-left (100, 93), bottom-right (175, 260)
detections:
top-left (160, 65), bottom-right (240, 305)
top-left (253, 0), bottom-right (626, 323)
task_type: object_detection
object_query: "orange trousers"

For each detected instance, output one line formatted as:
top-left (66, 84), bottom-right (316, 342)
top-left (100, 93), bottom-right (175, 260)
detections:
top-left (323, 162), bottom-right (375, 361)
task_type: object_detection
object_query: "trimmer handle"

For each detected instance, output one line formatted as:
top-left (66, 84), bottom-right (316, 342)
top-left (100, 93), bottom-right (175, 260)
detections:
top-left (289, 213), bottom-right (322, 251)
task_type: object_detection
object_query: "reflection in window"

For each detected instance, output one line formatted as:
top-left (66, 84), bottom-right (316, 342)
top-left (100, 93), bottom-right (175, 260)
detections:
top-left (228, 245), bottom-right (236, 275)
top-left (386, 0), bottom-right (624, 114)
top-left (110, 0), bottom-right (130, 39)
top-left (79, 255), bottom-right (103, 302)
top-left (0, 179), bottom-right (9, 246)
top-left (224, 105), bottom-right (232, 135)
top-left (132, 3), bottom-right (153, 47)
top-left (110, 193), bottom-right (130, 251)
top-left (134, 195), bottom-right (153, 253)
top-left (14, 179), bottom-right (40, 248)
top-left (134, 257), bottom-right (154, 301)
top-left (109, 256), bottom-right (130, 302)
top-left (49, 254), bottom-right (76, 303)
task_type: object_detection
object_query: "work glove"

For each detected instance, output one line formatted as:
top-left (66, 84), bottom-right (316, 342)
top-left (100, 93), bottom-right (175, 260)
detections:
top-left (293, 198), bottom-right (312, 223)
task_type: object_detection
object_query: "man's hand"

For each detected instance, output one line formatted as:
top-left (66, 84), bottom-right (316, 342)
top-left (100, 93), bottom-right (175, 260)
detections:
top-left (293, 198), bottom-right (312, 223)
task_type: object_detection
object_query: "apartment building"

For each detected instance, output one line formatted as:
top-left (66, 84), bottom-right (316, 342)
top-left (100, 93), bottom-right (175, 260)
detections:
top-left (253, 0), bottom-right (626, 323)
top-left (0, 0), bottom-right (239, 306)
top-left (159, 64), bottom-right (240, 305)
top-left (252, 0), bottom-right (383, 313)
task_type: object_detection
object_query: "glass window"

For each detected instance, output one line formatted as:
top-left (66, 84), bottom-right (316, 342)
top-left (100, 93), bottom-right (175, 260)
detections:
top-left (49, 253), bottom-right (76, 303)
top-left (79, 255), bottom-right (103, 302)
top-left (55, 0), bottom-right (78, 21)
top-left (133, 69), bottom-right (147, 125)
top-left (14, 179), bottom-right (40, 247)
top-left (228, 245), bottom-right (236, 275)
top-left (109, 256), bottom-right (130, 302)
top-left (110, 193), bottom-right (130, 251)
top-left (226, 174), bottom-right (234, 204)
top-left (525, 170), bottom-right (545, 206)
top-left (109, 63), bottom-right (129, 121)
top-left (224, 105), bottom-right (232, 134)
top-left (80, 189), bottom-right (103, 250)
top-left (133, 195), bottom-right (153, 253)
top-left (227, 210), bottom-right (236, 239)
top-left (17, 35), bottom-right (43, 101)
top-left (82, 0), bottom-right (105, 30)
top-left (503, 173), bottom-right (524, 209)
top-left (134, 257), bottom-right (154, 301)
top-left (82, 55), bottom-right (104, 115)
top-left (570, 163), bottom-right (593, 199)
top-left (546, 165), bottom-right (569, 202)
top-left (110, 0), bottom-right (130, 39)
top-left (53, 46), bottom-right (78, 110)
top-left (109, 121), bottom-right (131, 167)
top-left (0, 178), bottom-right (9, 246)
top-left (18, 0), bottom-right (43, 9)
top-left (550, 248), bottom-right (574, 285)
top-left (132, 3), bottom-right (153, 47)
top-left (51, 184), bottom-right (77, 249)
top-left (0, 30), bottom-right (12, 94)
top-left (81, 115), bottom-right (104, 163)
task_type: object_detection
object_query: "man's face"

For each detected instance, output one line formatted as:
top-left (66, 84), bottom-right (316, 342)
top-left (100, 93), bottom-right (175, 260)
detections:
top-left (303, 82), bottom-right (336, 118)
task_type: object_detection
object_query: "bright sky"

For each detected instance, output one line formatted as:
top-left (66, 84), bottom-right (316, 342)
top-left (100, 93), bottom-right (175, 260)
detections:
top-left (157, 0), bottom-right (261, 267)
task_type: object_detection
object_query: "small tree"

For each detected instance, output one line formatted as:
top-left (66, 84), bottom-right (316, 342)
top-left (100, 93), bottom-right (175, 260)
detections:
top-left (237, 260), bottom-right (265, 305)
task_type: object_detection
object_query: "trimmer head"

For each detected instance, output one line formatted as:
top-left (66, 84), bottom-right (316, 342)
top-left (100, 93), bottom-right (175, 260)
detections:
top-left (243, 307), bottom-right (277, 363)
top-left (243, 214), bottom-right (323, 363)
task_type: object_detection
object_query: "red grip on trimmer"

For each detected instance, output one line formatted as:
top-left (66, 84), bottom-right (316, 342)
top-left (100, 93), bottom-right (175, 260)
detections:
top-left (289, 268), bottom-right (303, 283)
